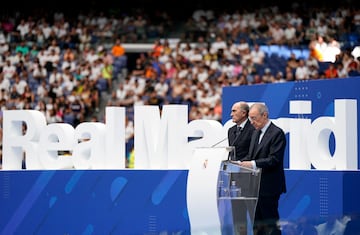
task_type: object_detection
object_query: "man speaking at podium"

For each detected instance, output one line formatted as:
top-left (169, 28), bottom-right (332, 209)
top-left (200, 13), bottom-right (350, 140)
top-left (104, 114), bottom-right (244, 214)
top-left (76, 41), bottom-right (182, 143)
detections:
top-left (238, 103), bottom-right (287, 235)
top-left (228, 101), bottom-right (255, 161)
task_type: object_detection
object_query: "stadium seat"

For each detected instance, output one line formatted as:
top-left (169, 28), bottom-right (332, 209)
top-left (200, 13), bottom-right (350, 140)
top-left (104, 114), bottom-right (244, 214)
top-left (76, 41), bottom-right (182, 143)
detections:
top-left (278, 46), bottom-right (291, 59)
top-left (259, 45), bottom-right (270, 57)
top-left (291, 49), bottom-right (302, 59)
top-left (269, 45), bottom-right (281, 57)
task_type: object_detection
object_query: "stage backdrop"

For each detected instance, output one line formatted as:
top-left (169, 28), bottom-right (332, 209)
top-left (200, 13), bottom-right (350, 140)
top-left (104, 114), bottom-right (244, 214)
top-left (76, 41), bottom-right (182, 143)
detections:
top-left (222, 77), bottom-right (360, 225)
top-left (1, 77), bottom-right (360, 234)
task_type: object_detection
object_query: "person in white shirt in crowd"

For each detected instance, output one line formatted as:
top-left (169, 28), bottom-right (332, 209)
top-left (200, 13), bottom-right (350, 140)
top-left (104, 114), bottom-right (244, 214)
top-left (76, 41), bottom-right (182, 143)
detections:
top-left (180, 42), bottom-right (194, 61)
top-left (308, 64), bottom-right (320, 79)
top-left (0, 73), bottom-right (11, 92)
top-left (295, 59), bottom-right (310, 80)
top-left (0, 39), bottom-right (9, 56)
top-left (85, 47), bottom-right (100, 66)
top-left (36, 80), bottom-right (48, 100)
top-left (284, 22), bottom-right (297, 46)
top-left (211, 35), bottom-right (227, 54)
top-left (274, 71), bottom-right (286, 83)
top-left (48, 67), bottom-right (62, 85)
top-left (15, 19), bottom-right (30, 41)
top-left (268, 22), bottom-right (285, 45)
top-left (305, 54), bottom-right (319, 69)
top-left (2, 60), bottom-right (17, 80)
top-left (225, 39), bottom-right (239, 61)
top-left (61, 56), bottom-right (77, 73)
top-left (41, 21), bottom-right (53, 40)
top-left (237, 37), bottom-right (250, 57)
top-left (154, 74), bottom-right (169, 98)
top-left (316, 18), bottom-right (328, 38)
top-left (220, 59), bottom-right (234, 78)
top-left (314, 34), bottom-right (328, 62)
top-left (188, 47), bottom-right (203, 64)
top-left (250, 43), bottom-right (266, 65)
top-left (45, 49), bottom-right (60, 71)
top-left (12, 74), bottom-right (28, 97)
top-left (32, 60), bottom-right (48, 82)
top-left (193, 63), bottom-right (209, 83)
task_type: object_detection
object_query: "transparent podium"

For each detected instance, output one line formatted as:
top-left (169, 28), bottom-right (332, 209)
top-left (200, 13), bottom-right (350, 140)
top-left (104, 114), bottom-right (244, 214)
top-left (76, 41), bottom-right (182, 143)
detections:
top-left (217, 150), bottom-right (261, 235)
top-left (187, 146), bottom-right (261, 234)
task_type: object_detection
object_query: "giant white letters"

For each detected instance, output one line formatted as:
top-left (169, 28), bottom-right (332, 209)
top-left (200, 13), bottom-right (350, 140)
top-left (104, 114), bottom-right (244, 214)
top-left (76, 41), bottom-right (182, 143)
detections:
top-left (134, 105), bottom-right (191, 169)
top-left (1, 99), bottom-right (358, 170)
top-left (3, 110), bottom-right (46, 169)
top-left (2, 107), bottom-right (126, 170)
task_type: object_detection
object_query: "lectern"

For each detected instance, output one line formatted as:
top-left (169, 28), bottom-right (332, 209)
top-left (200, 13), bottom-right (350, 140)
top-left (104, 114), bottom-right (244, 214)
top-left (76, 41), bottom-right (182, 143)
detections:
top-left (187, 146), bottom-right (261, 235)
top-left (187, 146), bottom-right (235, 234)
top-left (218, 160), bottom-right (261, 235)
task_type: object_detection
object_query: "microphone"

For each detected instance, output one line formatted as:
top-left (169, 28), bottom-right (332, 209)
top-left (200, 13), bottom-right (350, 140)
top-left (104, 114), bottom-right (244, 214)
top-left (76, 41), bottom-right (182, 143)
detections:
top-left (210, 137), bottom-right (235, 161)
top-left (211, 137), bottom-right (228, 147)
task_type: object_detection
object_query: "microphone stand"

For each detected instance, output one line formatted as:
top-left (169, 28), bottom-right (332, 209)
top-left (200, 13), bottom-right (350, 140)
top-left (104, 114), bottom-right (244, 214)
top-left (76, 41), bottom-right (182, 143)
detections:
top-left (210, 137), bottom-right (228, 147)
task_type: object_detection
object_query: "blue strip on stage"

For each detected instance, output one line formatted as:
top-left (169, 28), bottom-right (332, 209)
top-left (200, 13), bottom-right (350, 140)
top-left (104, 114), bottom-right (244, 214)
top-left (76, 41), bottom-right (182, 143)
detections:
top-left (0, 170), bottom-right (190, 235)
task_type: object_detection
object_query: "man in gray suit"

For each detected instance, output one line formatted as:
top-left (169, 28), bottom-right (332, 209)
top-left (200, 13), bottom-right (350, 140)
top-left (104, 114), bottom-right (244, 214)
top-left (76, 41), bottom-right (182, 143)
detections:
top-left (239, 103), bottom-right (287, 235)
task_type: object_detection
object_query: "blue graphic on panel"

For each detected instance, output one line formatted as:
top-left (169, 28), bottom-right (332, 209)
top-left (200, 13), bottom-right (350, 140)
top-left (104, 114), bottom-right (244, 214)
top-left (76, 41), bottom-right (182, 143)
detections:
top-left (1, 171), bottom-right (55, 235)
top-left (0, 170), bottom-right (190, 235)
top-left (110, 177), bottom-right (127, 202)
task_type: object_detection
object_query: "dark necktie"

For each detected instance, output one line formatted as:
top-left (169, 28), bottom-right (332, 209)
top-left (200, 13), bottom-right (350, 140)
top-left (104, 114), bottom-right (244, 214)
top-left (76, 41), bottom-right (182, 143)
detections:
top-left (236, 126), bottom-right (242, 136)
top-left (253, 130), bottom-right (262, 155)
top-left (255, 130), bottom-right (262, 145)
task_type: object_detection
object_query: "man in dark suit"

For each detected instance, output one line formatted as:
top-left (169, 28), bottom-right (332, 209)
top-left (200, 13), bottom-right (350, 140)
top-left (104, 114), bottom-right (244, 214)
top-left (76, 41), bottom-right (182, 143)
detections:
top-left (239, 103), bottom-right (287, 235)
top-left (228, 101), bottom-right (255, 161)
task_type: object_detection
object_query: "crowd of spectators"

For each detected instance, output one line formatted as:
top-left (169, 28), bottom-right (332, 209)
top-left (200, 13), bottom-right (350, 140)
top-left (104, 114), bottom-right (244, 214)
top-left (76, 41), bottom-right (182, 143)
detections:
top-left (117, 4), bottom-right (360, 125)
top-left (0, 4), bottom-right (360, 166)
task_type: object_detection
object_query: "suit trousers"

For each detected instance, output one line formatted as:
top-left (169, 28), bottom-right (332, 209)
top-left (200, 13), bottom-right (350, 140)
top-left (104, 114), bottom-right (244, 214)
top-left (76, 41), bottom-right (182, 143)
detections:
top-left (254, 195), bottom-right (281, 234)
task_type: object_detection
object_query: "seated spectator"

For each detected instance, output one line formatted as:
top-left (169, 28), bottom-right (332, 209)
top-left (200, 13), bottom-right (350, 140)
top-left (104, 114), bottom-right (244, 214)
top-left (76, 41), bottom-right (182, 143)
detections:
top-left (262, 68), bottom-right (275, 83)
top-left (285, 66), bottom-right (296, 81)
top-left (348, 60), bottom-right (360, 76)
top-left (324, 63), bottom-right (339, 78)
top-left (284, 22), bottom-right (297, 46)
top-left (305, 54), bottom-right (319, 69)
top-left (111, 38), bottom-right (127, 78)
top-left (336, 63), bottom-right (349, 78)
top-left (101, 59), bottom-right (113, 91)
top-left (287, 53), bottom-right (299, 69)
top-left (151, 39), bottom-right (164, 58)
top-left (250, 44), bottom-right (265, 65)
top-left (308, 64), bottom-right (320, 79)
top-left (268, 22), bottom-right (285, 45)
top-left (295, 59), bottom-right (310, 80)
top-left (62, 105), bottom-right (77, 127)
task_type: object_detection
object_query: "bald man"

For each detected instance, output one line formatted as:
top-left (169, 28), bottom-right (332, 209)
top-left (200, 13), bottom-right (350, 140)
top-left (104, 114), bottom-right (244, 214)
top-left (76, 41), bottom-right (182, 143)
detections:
top-left (228, 101), bottom-right (255, 161)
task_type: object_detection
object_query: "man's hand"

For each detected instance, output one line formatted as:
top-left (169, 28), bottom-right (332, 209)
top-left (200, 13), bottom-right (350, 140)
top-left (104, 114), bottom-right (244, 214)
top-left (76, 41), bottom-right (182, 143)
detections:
top-left (239, 161), bottom-right (253, 169)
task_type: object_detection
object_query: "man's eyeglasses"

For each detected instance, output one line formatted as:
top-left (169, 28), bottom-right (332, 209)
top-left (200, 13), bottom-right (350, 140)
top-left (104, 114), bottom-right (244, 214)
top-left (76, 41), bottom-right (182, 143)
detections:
top-left (249, 113), bottom-right (264, 121)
